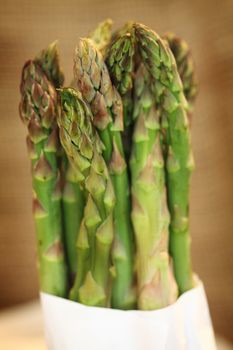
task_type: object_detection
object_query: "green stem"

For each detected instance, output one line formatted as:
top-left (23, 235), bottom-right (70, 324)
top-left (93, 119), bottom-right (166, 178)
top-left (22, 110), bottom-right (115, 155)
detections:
top-left (69, 219), bottom-right (90, 301)
top-left (62, 166), bottom-right (84, 279)
top-left (110, 133), bottom-right (135, 309)
top-left (73, 38), bottom-right (136, 309)
top-left (165, 109), bottom-right (194, 293)
top-left (32, 142), bottom-right (67, 296)
top-left (99, 127), bottom-right (113, 163)
top-left (58, 88), bottom-right (115, 307)
top-left (131, 106), bottom-right (177, 310)
top-left (19, 60), bottom-right (68, 297)
top-left (133, 23), bottom-right (194, 294)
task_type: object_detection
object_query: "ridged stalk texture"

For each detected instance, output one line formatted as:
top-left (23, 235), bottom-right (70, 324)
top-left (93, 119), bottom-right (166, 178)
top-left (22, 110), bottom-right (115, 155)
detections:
top-left (134, 24), bottom-right (194, 294)
top-left (58, 88), bottom-right (115, 307)
top-left (19, 61), bottom-right (68, 296)
top-left (74, 38), bottom-right (136, 309)
top-left (130, 63), bottom-right (178, 310)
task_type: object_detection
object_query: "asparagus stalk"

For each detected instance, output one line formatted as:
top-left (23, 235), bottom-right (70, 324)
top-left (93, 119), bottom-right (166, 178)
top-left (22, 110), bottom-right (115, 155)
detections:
top-left (36, 42), bottom-right (85, 279)
top-left (19, 61), bottom-right (67, 296)
top-left (130, 63), bottom-right (178, 310)
top-left (88, 19), bottom-right (113, 56)
top-left (134, 23), bottom-right (194, 294)
top-left (58, 88), bottom-right (115, 307)
top-left (163, 33), bottom-right (198, 111)
top-left (35, 41), bottom-right (64, 88)
top-left (74, 38), bottom-right (136, 309)
top-left (106, 26), bottom-right (178, 308)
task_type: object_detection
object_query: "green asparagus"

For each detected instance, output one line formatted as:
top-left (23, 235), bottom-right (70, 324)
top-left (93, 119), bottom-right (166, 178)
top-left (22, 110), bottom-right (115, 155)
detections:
top-left (58, 88), bottom-right (115, 307)
top-left (19, 20), bottom-right (198, 309)
top-left (163, 33), bottom-right (197, 112)
top-left (19, 60), bottom-right (67, 296)
top-left (88, 18), bottom-right (113, 56)
top-left (74, 38), bottom-right (135, 309)
top-left (35, 41), bottom-right (64, 88)
top-left (134, 23), bottom-right (194, 293)
top-left (106, 29), bottom-right (136, 130)
top-left (36, 41), bottom-right (85, 280)
top-left (130, 63), bottom-right (178, 309)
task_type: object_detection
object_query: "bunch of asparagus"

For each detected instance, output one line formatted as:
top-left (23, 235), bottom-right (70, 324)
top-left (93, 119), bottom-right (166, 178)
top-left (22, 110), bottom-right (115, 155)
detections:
top-left (19, 20), bottom-right (197, 310)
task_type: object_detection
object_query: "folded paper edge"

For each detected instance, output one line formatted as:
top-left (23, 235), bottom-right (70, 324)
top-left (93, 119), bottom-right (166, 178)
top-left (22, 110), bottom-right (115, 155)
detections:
top-left (40, 279), bottom-right (204, 315)
top-left (40, 279), bottom-right (217, 350)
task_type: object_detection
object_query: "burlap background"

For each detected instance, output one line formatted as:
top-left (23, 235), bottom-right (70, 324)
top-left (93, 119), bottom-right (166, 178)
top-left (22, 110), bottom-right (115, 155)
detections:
top-left (0, 0), bottom-right (232, 342)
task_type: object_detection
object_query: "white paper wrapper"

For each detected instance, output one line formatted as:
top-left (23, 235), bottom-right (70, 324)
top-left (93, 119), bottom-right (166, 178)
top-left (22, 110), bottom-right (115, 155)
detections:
top-left (40, 281), bottom-right (217, 350)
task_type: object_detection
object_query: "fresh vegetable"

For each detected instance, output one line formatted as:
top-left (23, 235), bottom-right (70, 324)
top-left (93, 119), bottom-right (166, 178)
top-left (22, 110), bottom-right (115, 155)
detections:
top-left (74, 38), bottom-right (135, 309)
top-left (19, 60), bottom-right (68, 296)
top-left (58, 88), bottom-right (115, 307)
top-left (19, 19), bottom-right (197, 308)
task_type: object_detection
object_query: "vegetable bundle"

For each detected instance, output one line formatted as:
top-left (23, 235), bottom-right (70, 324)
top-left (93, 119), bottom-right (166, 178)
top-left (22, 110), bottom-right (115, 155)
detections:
top-left (19, 20), bottom-right (197, 310)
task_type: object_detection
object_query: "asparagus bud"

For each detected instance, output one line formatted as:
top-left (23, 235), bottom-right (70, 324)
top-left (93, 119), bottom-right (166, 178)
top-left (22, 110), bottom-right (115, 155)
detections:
top-left (106, 30), bottom-right (136, 129)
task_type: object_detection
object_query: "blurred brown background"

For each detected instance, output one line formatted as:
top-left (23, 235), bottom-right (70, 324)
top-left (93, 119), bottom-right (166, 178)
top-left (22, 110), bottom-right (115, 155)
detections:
top-left (0, 0), bottom-right (233, 343)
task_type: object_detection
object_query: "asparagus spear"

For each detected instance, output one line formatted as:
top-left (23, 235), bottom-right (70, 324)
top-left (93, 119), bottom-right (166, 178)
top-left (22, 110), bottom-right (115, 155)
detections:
top-left (130, 62), bottom-right (178, 310)
top-left (74, 38), bottom-right (136, 309)
top-left (19, 60), bottom-right (67, 296)
top-left (35, 41), bottom-right (64, 88)
top-left (134, 23), bottom-right (194, 294)
top-left (36, 42), bottom-right (85, 279)
top-left (88, 19), bottom-right (113, 56)
top-left (106, 26), bottom-right (178, 308)
top-left (58, 88), bottom-right (115, 307)
top-left (163, 33), bottom-right (198, 110)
